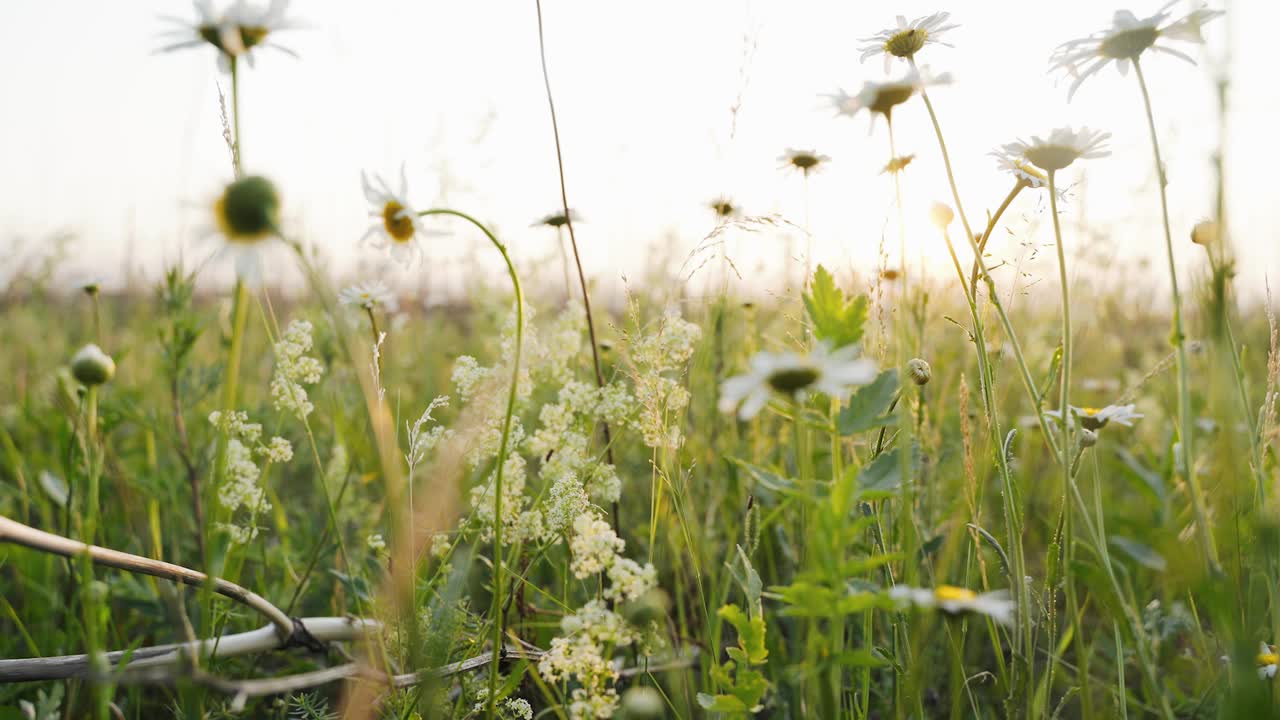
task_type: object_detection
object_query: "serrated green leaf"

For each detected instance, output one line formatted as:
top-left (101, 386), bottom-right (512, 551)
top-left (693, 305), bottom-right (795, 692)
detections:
top-left (804, 264), bottom-right (869, 348)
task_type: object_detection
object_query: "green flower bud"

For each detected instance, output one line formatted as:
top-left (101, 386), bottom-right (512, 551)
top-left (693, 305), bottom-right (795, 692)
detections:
top-left (620, 686), bottom-right (666, 720)
top-left (71, 344), bottom-right (115, 386)
top-left (907, 358), bottom-right (931, 386)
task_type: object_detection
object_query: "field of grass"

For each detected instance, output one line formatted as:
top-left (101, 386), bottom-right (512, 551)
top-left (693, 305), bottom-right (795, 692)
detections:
top-left (3, 2), bottom-right (1278, 719)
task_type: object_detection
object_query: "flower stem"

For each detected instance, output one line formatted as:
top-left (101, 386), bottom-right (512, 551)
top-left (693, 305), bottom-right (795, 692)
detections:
top-left (970, 182), bottom-right (1023, 292)
top-left (420, 208), bottom-right (523, 717)
top-left (1047, 170), bottom-right (1073, 488)
top-left (229, 57), bottom-right (242, 176)
top-left (1133, 58), bottom-right (1221, 574)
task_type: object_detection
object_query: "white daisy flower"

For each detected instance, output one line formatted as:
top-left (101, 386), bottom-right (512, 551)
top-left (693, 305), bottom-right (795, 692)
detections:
top-left (989, 148), bottom-right (1051, 189)
top-left (533, 209), bottom-right (580, 228)
top-left (718, 344), bottom-right (878, 420)
top-left (1044, 403), bottom-right (1144, 431)
top-left (999, 127), bottom-right (1111, 173)
top-left (158, 0), bottom-right (298, 72)
top-left (339, 280), bottom-right (399, 313)
top-left (858, 12), bottom-right (959, 74)
top-left (361, 164), bottom-right (430, 266)
top-left (1260, 642), bottom-right (1279, 679)
top-left (889, 585), bottom-right (1015, 627)
top-left (826, 67), bottom-right (952, 129)
top-left (199, 175), bottom-right (281, 286)
top-left (1051, 2), bottom-right (1223, 99)
top-left (778, 148), bottom-right (831, 175)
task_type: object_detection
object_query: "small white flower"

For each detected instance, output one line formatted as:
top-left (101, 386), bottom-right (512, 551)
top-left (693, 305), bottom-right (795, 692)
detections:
top-left (778, 148), bottom-right (831, 175)
top-left (1051, 2), bottom-right (1224, 99)
top-left (719, 344), bottom-right (879, 421)
top-left (366, 533), bottom-right (387, 553)
top-left (1260, 642), bottom-right (1279, 679)
top-left (858, 12), bottom-right (959, 73)
top-left (1045, 404), bottom-right (1143, 431)
top-left (339, 280), bottom-right (399, 313)
top-left (890, 585), bottom-right (1015, 627)
top-left (826, 67), bottom-right (951, 130)
top-left (999, 127), bottom-right (1111, 173)
top-left (158, 0), bottom-right (298, 73)
top-left (199, 176), bottom-right (282, 286)
top-left (360, 164), bottom-right (430, 266)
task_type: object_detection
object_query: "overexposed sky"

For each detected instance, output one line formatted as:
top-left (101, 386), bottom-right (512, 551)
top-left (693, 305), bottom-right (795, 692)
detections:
top-left (0, 1), bottom-right (1275, 301)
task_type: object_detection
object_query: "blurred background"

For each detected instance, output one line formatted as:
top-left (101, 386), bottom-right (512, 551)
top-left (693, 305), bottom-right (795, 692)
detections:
top-left (0, 0), bottom-right (1274, 303)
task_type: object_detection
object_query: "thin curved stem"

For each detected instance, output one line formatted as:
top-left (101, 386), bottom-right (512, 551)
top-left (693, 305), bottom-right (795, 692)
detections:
top-left (970, 183), bottom-right (1024, 292)
top-left (1047, 170), bottom-right (1074, 485)
top-left (1133, 57), bottom-right (1220, 573)
top-left (418, 208), bottom-right (523, 715)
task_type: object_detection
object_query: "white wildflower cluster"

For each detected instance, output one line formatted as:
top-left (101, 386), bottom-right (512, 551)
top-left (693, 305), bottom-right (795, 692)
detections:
top-left (270, 319), bottom-right (324, 419)
top-left (569, 513), bottom-right (625, 578)
top-left (605, 557), bottom-right (659, 603)
top-left (527, 379), bottom-right (631, 507)
top-left (471, 691), bottom-right (534, 720)
top-left (208, 410), bottom-right (290, 544)
top-left (539, 599), bottom-right (645, 720)
top-left (366, 533), bottom-right (387, 553)
top-left (624, 309), bottom-right (701, 449)
top-left (468, 452), bottom-right (543, 543)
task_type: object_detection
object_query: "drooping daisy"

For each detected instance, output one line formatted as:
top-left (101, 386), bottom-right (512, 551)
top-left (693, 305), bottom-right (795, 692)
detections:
top-left (889, 585), bottom-right (1015, 627)
top-left (339, 280), bottom-right (399, 313)
top-left (533, 209), bottom-right (580, 228)
top-left (158, 0), bottom-right (298, 72)
top-left (778, 148), bottom-right (830, 175)
top-left (826, 67), bottom-right (951, 129)
top-left (990, 148), bottom-right (1050, 189)
top-left (999, 127), bottom-right (1111, 174)
top-left (1051, 2), bottom-right (1223, 99)
top-left (718, 344), bottom-right (878, 420)
top-left (858, 12), bottom-right (959, 74)
top-left (361, 165), bottom-right (429, 266)
top-left (201, 175), bottom-right (281, 285)
top-left (1045, 403), bottom-right (1144, 431)
top-left (709, 197), bottom-right (738, 219)
top-left (1258, 642), bottom-right (1279, 679)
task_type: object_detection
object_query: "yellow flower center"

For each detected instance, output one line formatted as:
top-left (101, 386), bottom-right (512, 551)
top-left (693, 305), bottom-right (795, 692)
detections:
top-left (239, 25), bottom-right (270, 51)
top-left (382, 201), bottom-right (416, 243)
top-left (788, 154), bottom-right (822, 171)
top-left (1099, 27), bottom-right (1159, 60)
top-left (1259, 652), bottom-right (1279, 667)
top-left (934, 585), bottom-right (977, 602)
top-left (1079, 407), bottom-right (1101, 416)
top-left (885, 28), bottom-right (929, 58)
top-left (869, 84), bottom-right (917, 116)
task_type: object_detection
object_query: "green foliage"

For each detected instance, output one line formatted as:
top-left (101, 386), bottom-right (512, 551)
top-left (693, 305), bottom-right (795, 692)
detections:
top-left (803, 265), bottom-right (869, 349)
top-left (837, 369), bottom-right (899, 435)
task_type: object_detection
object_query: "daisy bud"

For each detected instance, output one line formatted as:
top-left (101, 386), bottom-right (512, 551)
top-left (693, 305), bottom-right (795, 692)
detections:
top-left (1191, 220), bottom-right (1219, 248)
top-left (619, 687), bottom-right (665, 720)
top-left (907, 358), bottom-right (932, 386)
top-left (217, 176), bottom-right (281, 241)
top-left (623, 588), bottom-right (670, 627)
top-left (1079, 428), bottom-right (1098, 448)
top-left (928, 202), bottom-right (954, 229)
top-left (71, 344), bottom-right (115, 386)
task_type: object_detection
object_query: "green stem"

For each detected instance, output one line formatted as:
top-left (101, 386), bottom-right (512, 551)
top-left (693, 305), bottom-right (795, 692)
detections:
top-left (229, 57), bottom-right (242, 176)
top-left (970, 182), bottom-right (1024, 292)
top-left (1133, 58), bottom-right (1220, 574)
top-left (420, 209), bottom-right (524, 717)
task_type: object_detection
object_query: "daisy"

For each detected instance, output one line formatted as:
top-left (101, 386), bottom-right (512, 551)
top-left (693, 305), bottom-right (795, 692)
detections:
top-left (999, 127), bottom-right (1111, 173)
top-left (339, 280), bottom-right (399, 313)
top-left (889, 585), bottom-right (1015, 627)
top-left (990, 148), bottom-right (1050, 189)
top-left (826, 67), bottom-right (951, 129)
top-left (880, 154), bottom-right (915, 175)
top-left (1050, 2), bottom-right (1223, 99)
top-left (778, 148), bottom-right (830, 175)
top-left (361, 164), bottom-right (429, 266)
top-left (718, 344), bottom-right (878, 420)
top-left (709, 197), bottom-right (738, 219)
top-left (1259, 642), bottom-right (1279, 679)
top-left (533, 209), bottom-right (580, 228)
top-left (201, 175), bottom-right (281, 285)
top-left (158, 0), bottom-right (298, 72)
top-left (858, 12), bottom-right (959, 74)
top-left (1045, 404), bottom-right (1144, 431)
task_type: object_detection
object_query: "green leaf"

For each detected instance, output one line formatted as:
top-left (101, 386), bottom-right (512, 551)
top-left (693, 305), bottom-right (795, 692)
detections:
top-left (855, 446), bottom-right (918, 499)
top-left (803, 265), bottom-right (869, 348)
top-left (1109, 535), bottom-right (1167, 572)
top-left (728, 458), bottom-right (800, 500)
top-left (697, 693), bottom-right (749, 713)
top-left (719, 604), bottom-right (768, 664)
top-left (837, 369), bottom-right (899, 434)
top-left (834, 648), bottom-right (891, 668)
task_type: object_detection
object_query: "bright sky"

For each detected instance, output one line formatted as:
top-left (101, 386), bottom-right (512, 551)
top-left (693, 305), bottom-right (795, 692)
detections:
top-left (1, 1), bottom-right (1275, 302)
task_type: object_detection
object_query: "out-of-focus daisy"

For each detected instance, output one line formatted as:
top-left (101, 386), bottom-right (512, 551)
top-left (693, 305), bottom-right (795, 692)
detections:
top-left (361, 165), bottom-right (429, 266)
top-left (881, 154), bottom-right (915, 175)
top-left (339, 280), bottom-right (399, 313)
top-left (201, 175), bottom-right (281, 285)
top-left (1051, 2), bottom-right (1223, 99)
top-left (1000, 127), bottom-right (1110, 173)
top-left (778, 148), bottom-right (830, 175)
top-left (709, 197), bottom-right (738, 219)
top-left (889, 585), bottom-right (1015, 627)
top-left (827, 67), bottom-right (951, 129)
top-left (1259, 642), bottom-right (1279, 679)
top-left (858, 12), bottom-right (959, 73)
top-left (533, 209), bottom-right (580, 228)
top-left (990, 148), bottom-right (1051, 189)
top-left (158, 0), bottom-right (298, 72)
top-left (719, 344), bottom-right (878, 420)
top-left (1045, 403), bottom-right (1143, 431)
